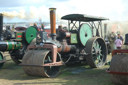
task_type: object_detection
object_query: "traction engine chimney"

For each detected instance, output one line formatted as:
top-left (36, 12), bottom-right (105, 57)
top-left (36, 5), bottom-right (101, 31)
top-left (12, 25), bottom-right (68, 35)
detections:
top-left (0, 13), bottom-right (3, 40)
top-left (49, 8), bottom-right (56, 40)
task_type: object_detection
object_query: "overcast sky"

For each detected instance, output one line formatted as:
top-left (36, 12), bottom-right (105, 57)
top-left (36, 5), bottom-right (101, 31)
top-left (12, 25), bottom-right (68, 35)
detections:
top-left (0, 0), bottom-right (128, 22)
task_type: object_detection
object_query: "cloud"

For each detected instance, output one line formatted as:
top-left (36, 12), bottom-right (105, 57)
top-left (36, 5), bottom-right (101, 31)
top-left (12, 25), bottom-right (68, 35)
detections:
top-left (53, 0), bottom-right (126, 21)
top-left (0, 0), bottom-right (128, 22)
top-left (0, 0), bottom-right (25, 7)
top-left (0, 0), bottom-right (68, 7)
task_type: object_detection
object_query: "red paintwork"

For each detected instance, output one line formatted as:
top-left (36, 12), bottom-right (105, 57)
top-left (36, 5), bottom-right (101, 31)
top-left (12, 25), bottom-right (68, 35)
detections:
top-left (112, 49), bottom-right (128, 56)
top-left (44, 29), bottom-right (51, 37)
top-left (17, 35), bottom-right (22, 38)
top-left (27, 44), bottom-right (64, 66)
top-left (107, 69), bottom-right (128, 75)
top-left (108, 49), bottom-right (128, 75)
top-left (45, 29), bottom-right (51, 33)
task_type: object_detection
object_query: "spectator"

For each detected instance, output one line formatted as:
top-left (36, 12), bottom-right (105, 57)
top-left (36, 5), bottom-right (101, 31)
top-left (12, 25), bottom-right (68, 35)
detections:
top-left (41, 24), bottom-right (45, 31)
top-left (116, 31), bottom-right (123, 43)
top-left (115, 31), bottom-right (123, 49)
top-left (33, 23), bottom-right (38, 27)
top-left (108, 31), bottom-right (116, 51)
top-left (115, 37), bottom-right (123, 49)
top-left (108, 32), bottom-right (116, 43)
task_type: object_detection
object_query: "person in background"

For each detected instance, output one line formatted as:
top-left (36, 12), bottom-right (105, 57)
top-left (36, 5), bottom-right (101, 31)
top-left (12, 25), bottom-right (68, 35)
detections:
top-left (108, 31), bottom-right (116, 51)
top-left (115, 31), bottom-right (123, 49)
top-left (33, 23), bottom-right (41, 31)
top-left (115, 37), bottom-right (123, 49)
top-left (41, 24), bottom-right (45, 31)
top-left (12, 25), bottom-right (15, 31)
top-left (116, 31), bottom-right (123, 43)
top-left (33, 23), bottom-right (38, 28)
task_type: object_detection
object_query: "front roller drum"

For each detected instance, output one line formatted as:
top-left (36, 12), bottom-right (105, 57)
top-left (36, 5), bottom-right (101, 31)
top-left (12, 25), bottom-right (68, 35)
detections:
top-left (22, 50), bottom-right (61, 78)
top-left (109, 54), bottom-right (128, 85)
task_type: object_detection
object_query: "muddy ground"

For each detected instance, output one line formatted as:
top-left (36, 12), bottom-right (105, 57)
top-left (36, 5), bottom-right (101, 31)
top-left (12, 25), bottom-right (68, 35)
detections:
top-left (0, 52), bottom-right (114, 85)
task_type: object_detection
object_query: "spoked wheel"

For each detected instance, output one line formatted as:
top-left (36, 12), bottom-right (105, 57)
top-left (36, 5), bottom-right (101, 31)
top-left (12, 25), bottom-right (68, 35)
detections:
top-left (10, 55), bottom-right (21, 64)
top-left (10, 49), bottom-right (22, 64)
top-left (10, 43), bottom-right (27, 64)
top-left (22, 50), bottom-right (62, 78)
top-left (43, 51), bottom-right (61, 77)
top-left (85, 37), bottom-right (107, 68)
top-left (0, 52), bottom-right (5, 68)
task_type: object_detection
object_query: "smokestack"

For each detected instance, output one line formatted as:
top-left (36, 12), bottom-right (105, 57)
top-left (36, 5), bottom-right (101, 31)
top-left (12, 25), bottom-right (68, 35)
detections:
top-left (0, 13), bottom-right (3, 40)
top-left (49, 8), bottom-right (56, 40)
top-left (104, 23), bottom-right (107, 39)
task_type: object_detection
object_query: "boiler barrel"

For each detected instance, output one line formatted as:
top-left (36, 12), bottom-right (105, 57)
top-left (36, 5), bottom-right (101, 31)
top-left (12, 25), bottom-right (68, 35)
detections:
top-left (58, 45), bottom-right (76, 53)
top-left (0, 41), bottom-right (22, 51)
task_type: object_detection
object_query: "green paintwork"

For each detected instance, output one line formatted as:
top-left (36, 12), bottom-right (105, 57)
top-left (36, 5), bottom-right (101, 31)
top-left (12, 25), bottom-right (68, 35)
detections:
top-left (7, 42), bottom-right (13, 50)
top-left (16, 32), bottom-right (22, 40)
top-left (92, 41), bottom-right (102, 65)
top-left (6, 42), bottom-right (22, 50)
top-left (25, 26), bottom-right (38, 44)
top-left (15, 42), bottom-right (22, 50)
top-left (0, 53), bottom-right (3, 61)
top-left (79, 24), bottom-right (92, 46)
top-left (71, 33), bottom-right (78, 44)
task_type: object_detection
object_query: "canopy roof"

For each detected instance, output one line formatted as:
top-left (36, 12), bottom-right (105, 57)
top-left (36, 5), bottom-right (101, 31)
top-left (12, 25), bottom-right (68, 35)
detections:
top-left (61, 14), bottom-right (109, 22)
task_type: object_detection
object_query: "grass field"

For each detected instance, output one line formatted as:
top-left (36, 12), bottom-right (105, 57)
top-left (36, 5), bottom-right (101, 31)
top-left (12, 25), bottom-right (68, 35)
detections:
top-left (0, 52), bottom-right (114, 85)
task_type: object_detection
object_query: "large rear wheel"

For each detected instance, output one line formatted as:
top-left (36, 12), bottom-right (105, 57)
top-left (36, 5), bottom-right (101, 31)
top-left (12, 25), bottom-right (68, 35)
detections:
top-left (85, 37), bottom-right (107, 68)
top-left (9, 43), bottom-right (27, 64)
top-left (10, 50), bottom-right (23, 64)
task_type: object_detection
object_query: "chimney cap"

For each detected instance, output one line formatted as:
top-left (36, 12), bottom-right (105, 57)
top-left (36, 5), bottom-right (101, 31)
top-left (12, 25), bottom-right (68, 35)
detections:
top-left (49, 8), bottom-right (56, 11)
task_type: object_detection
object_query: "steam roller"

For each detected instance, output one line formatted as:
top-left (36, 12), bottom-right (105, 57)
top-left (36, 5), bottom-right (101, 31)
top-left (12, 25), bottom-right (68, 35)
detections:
top-left (10, 26), bottom-right (38, 64)
top-left (21, 8), bottom-right (108, 77)
top-left (107, 34), bottom-right (128, 85)
top-left (0, 26), bottom-right (38, 65)
top-left (0, 13), bottom-right (40, 67)
top-left (21, 8), bottom-right (63, 77)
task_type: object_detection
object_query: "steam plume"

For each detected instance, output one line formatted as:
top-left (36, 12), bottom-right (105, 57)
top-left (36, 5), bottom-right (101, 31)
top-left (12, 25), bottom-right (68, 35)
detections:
top-left (2, 10), bottom-right (26, 19)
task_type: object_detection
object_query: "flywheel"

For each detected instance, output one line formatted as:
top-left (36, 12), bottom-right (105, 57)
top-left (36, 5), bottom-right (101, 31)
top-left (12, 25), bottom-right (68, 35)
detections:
top-left (79, 24), bottom-right (92, 46)
top-left (25, 26), bottom-right (38, 44)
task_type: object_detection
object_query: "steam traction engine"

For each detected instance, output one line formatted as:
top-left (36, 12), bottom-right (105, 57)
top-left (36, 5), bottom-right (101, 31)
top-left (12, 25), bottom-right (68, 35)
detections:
top-left (0, 13), bottom-right (38, 68)
top-left (21, 8), bottom-right (109, 77)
